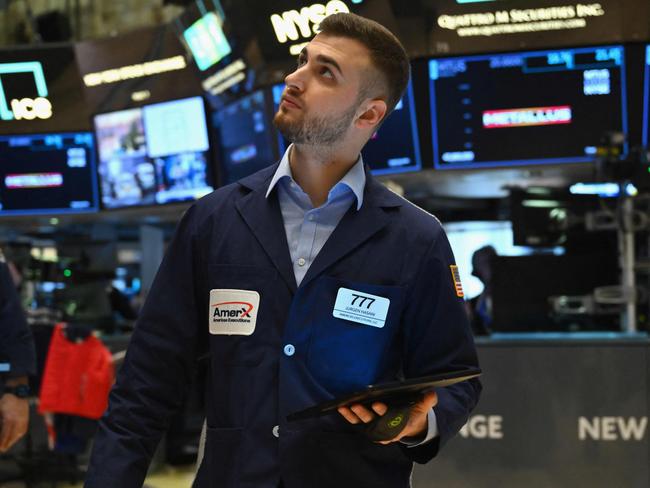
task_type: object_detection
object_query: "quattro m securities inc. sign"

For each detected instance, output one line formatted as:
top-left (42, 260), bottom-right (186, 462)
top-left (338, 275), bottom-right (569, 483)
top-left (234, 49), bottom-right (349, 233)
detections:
top-left (427, 0), bottom-right (646, 54)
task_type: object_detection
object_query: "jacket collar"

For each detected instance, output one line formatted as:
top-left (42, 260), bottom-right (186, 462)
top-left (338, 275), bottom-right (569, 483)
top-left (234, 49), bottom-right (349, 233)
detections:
top-left (236, 163), bottom-right (404, 292)
top-left (265, 145), bottom-right (366, 211)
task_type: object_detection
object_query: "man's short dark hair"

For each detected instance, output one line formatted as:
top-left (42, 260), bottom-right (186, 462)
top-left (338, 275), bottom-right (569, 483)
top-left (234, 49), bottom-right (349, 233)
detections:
top-left (318, 12), bottom-right (410, 119)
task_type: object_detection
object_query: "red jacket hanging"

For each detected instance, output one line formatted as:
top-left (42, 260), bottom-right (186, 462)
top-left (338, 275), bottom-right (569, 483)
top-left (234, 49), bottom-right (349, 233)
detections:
top-left (39, 324), bottom-right (114, 419)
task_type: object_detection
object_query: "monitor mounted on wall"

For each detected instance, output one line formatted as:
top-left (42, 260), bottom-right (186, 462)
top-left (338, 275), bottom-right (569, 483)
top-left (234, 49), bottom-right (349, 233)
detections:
top-left (94, 96), bottom-right (214, 209)
top-left (0, 132), bottom-right (98, 216)
top-left (428, 45), bottom-right (628, 169)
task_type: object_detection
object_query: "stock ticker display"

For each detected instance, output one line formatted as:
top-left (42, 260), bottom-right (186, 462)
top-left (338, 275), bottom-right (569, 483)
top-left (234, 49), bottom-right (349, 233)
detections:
top-left (94, 96), bottom-right (213, 209)
top-left (643, 44), bottom-right (650, 149)
top-left (429, 45), bottom-right (627, 169)
top-left (0, 132), bottom-right (98, 216)
top-left (212, 89), bottom-right (277, 185)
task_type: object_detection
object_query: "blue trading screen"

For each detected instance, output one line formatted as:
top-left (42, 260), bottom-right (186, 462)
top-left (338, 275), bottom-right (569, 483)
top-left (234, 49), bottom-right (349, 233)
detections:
top-left (429, 46), bottom-right (627, 169)
top-left (213, 89), bottom-right (277, 185)
top-left (0, 132), bottom-right (98, 216)
top-left (272, 82), bottom-right (422, 175)
top-left (643, 44), bottom-right (650, 148)
top-left (95, 96), bottom-right (213, 209)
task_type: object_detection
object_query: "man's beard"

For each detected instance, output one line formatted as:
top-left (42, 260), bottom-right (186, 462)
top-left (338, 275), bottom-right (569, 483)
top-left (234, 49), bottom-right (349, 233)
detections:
top-left (273, 101), bottom-right (359, 146)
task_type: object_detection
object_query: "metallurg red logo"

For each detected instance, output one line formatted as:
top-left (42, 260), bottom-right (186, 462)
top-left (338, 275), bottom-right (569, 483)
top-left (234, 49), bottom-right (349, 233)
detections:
top-left (483, 105), bottom-right (572, 129)
top-left (212, 301), bottom-right (254, 322)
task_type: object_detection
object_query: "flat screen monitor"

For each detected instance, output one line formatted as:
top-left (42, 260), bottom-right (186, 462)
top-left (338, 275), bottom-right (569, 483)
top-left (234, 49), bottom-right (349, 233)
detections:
top-left (212, 89), bottom-right (277, 185)
top-left (491, 253), bottom-right (619, 332)
top-left (272, 82), bottom-right (422, 176)
top-left (0, 132), bottom-right (98, 216)
top-left (643, 44), bottom-right (650, 148)
top-left (183, 10), bottom-right (232, 72)
top-left (429, 45), bottom-right (628, 169)
top-left (94, 96), bottom-right (213, 209)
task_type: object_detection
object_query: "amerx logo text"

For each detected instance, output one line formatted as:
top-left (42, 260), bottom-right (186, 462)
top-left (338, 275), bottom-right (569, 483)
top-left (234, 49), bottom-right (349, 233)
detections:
top-left (212, 301), bottom-right (255, 322)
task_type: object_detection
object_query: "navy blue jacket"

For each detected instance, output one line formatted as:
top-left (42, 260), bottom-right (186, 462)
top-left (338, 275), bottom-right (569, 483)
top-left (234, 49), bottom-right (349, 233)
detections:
top-left (85, 164), bottom-right (481, 488)
top-left (0, 261), bottom-right (35, 378)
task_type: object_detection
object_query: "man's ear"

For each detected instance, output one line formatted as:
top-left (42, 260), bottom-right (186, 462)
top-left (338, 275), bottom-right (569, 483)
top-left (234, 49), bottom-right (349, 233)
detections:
top-left (355, 98), bottom-right (388, 131)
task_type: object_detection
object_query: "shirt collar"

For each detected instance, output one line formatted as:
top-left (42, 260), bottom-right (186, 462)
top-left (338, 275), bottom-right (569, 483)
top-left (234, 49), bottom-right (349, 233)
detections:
top-left (265, 144), bottom-right (365, 210)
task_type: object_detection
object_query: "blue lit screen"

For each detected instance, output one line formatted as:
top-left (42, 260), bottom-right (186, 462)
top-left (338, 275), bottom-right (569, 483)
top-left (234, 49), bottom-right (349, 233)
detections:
top-left (429, 46), bottom-right (628, 169)
top-left (642, 45), bottom-right (650, 148)
top-left (0, 132), bottom-right (98, 215)
top-left (212, 89), bottom-right (277, 185)
top-left (95, 96), bottom-right (213, 209)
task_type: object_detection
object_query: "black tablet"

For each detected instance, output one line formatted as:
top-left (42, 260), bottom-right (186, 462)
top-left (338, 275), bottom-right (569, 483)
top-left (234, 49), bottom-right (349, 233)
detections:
top-left (287, 368), bottom-right (482, 421)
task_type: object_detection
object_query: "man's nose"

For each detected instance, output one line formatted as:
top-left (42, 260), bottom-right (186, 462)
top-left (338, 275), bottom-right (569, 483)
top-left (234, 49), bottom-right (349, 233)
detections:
top-left (284, 65), bottom-right (306, 93)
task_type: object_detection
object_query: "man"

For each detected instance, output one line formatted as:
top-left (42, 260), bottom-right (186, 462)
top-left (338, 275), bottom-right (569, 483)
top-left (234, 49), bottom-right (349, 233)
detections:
top-left (0, 253), bottom-right (35, 453)
top-left (85, 13), bottom-right (480, 488)
top-left (468, 245), bottom-right (497, 336)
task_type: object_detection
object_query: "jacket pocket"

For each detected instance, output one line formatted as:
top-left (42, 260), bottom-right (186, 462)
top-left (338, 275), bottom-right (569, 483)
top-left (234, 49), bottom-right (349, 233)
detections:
top-left (193, 426), bottom-right (243, 488)
top-left (306, 276), bottom-right (404, 395)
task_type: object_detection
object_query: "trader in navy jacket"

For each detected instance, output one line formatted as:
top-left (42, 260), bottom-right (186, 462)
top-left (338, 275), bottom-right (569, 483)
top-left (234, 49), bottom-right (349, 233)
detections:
top-left (0, 253), bottom-right (36, 452)
top-left (86, 12), bottom-right (480, 488)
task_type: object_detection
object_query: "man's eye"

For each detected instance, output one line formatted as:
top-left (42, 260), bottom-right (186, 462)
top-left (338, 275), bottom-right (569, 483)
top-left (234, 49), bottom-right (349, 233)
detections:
top-left (297, 57), bottom-right (306, 67)
top-left (321, 67), bottom-right (333, 78)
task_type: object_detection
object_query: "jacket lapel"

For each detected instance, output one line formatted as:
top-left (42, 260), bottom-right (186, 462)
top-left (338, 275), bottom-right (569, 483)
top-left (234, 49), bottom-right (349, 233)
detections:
top-left (299, 172), bottom-right (403, 289)
top-left (235, 165), bottom-right (298, 293)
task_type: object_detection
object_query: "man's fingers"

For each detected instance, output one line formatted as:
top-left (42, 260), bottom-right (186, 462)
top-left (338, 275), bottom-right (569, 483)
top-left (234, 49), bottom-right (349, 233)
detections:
top-left (350, 404), bottom-right (376, 423)
top-left (338, 404), bottom-right (380, 424)
top-left (371, 402), bottom-right (387, 416)
top-left (337, 406), bottom-right (361, 424)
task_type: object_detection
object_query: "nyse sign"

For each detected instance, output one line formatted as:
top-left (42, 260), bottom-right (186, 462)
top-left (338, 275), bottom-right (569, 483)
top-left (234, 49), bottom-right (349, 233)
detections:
top-left (270, 0), bottom-right (350, 55)
top-left (0, 62), bottom-right (53, 121)
top-left (578, 416), bottom-right (648, 441)
top-left (459, 415), bottom-right (504, 439)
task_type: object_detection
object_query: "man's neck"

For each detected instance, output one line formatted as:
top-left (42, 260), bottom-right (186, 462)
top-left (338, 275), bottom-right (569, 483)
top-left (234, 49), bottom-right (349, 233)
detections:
top-left (289, 143), bottom-right (360, 208)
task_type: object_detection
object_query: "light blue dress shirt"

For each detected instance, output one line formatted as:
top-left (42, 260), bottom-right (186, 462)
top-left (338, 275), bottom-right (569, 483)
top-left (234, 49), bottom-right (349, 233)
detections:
top-left (265, 147), bottom-right (365, 287)
top-left (265, 145), bottom-right (439, 446)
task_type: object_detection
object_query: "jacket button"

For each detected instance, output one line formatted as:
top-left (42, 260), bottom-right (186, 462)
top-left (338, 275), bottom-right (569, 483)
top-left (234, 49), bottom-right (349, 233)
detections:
top-left (272, 425), bottom-right (279, 438)
top-left (284, 344), bottom-right (295, 356)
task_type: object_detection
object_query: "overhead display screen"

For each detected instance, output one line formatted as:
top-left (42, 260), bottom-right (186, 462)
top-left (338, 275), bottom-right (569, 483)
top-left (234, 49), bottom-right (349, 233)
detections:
top-left (0, 132), bottom-right (98, 216)
top-left (429, 45), bottom-right (627, 169)
top-left (183, 11), bottom-right (232, 71)
top-left (94, 96), bottom-right (213, 209)
top-left (212, 89), bottom-right (277, 185)
top-left (272, 81), bottom-right (421, 175)
top-left (361, 81), bottom-right (422, 175)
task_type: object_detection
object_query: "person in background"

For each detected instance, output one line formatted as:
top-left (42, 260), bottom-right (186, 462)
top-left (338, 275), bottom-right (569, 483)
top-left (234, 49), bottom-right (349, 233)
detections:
top-left (0, 250), bottom-right (36, 452)
top-left (467, 245), bottom-right (497, 336)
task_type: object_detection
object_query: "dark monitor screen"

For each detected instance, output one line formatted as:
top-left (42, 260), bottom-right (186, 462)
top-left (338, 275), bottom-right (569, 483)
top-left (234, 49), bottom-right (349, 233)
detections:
top-left (94, 96), bottom-right (213, 209)
top-left (361, 81), bottom-right (422, 175)
top-left (429, 45), bottom-right (628, 169)
top-left (272, 82), bottom-right (421, 175)
top-left (0, 132), bottom-right (98, 216)
top-left (491, 253), bottom-right (619, 332)
top-left (212, 89), bottom-right (277, 185)
top-left (643, 44), bottom-right (650, 148)
top-left (509, 188), bottom-right (601, 248)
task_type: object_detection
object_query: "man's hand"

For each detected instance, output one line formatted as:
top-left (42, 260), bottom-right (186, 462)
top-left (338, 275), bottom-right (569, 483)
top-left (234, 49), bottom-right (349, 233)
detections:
top-left (337, 390), bottom-right (438, 444)
top-left (0, 379), bottom-right (30, 453)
